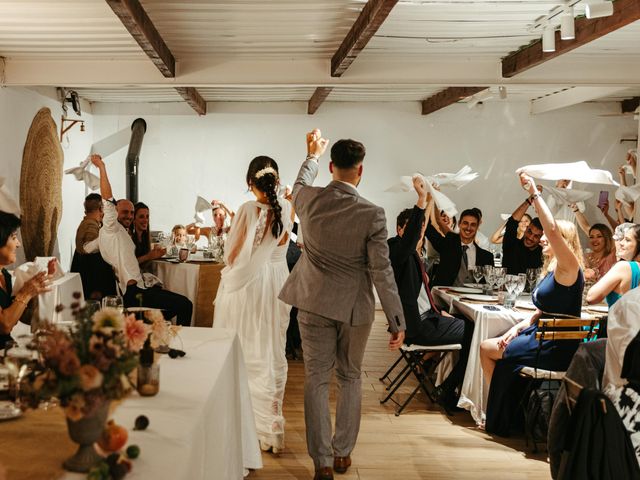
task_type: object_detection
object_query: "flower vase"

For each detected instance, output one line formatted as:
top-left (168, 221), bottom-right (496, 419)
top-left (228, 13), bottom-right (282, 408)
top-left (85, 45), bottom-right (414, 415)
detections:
top-left (63, 401), bottom-right (110, 472)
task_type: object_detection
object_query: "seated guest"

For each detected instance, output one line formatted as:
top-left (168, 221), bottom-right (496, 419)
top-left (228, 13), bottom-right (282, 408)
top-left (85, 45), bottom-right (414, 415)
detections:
top-left (389, 176), bottom-right (474, 411)
top-left (490, 213), bottom-right (532, 244)
top-left (70, 193), bottom-right (116, 300)
top-left (581, 222), bottom-right (617, 282)
top-left (0, 211), bottom-right (51, 348)
top-left (586, 225), bottom-right (640, 308)
top-left (90, 155), bottom-right (193, 326)
top-left (426, 204), bottom-right (493, 286)
top-left (171, 224), bottom-right (188, 246)
top-left (500, 198), bottom-right (543, 275)
top-left (614, 223), bottom-right (635, 259)
top-left (480, 173), bottom-right (584, 436)
top-left (187, 200), bottom-right (234, 243)
top-left (132, 202), bottom-right (165, 269)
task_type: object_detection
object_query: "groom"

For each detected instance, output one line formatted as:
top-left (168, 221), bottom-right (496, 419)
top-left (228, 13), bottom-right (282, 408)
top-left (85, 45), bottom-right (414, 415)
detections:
top-left (280, 129), bottom-right (405, 480)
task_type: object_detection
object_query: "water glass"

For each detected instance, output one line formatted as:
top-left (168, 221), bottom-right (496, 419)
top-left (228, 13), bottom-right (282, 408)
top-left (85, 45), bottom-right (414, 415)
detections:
top-left (515, 273), bottom-right (527, 297)
top-left (102, 295), bottom-right (124, 313)
top-left (526, 268), bottom-right (541, 293)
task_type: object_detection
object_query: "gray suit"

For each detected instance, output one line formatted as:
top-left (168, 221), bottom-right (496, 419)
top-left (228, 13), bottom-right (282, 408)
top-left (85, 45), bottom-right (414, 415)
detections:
top-left (279, 158), bottom-right (405, 469)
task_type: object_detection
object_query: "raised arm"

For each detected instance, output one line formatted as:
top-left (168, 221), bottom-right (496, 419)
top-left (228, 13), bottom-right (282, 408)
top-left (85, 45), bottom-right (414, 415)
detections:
top-left (389, 177), bottom-right (428, 266)
top-left (90, 154), bottom-right (113, 200)
top-left (520, 173), bottom-right (579, 285)
top-left (572, 205), bottom-right (591, 236)
top-left (586, 261), bottom-right (627, 304)
top-left (490, 221), bottom-right (507, 244)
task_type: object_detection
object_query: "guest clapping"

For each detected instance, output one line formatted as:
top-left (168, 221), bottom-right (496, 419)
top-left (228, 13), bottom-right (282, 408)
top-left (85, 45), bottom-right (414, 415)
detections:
top-left (586, 225), bottom-right (640, 307)
top-left (0, 212), bottom-right (51, 348)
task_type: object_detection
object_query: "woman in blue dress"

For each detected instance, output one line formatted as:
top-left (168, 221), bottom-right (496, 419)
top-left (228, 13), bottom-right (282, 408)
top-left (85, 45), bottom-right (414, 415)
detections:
top-left (480, 173), bottom-right (585, 435)
top-left (586, 224), bottom-right (640, 308)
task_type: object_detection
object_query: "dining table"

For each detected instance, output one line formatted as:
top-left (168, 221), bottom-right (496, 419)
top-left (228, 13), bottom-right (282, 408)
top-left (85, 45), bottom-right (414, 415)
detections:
top-left (431, 286), bottom-right (606, 426)
top-left (150, 255), bottom-right (224, 327)
top-left (0, 327), bottom-right (262, 480)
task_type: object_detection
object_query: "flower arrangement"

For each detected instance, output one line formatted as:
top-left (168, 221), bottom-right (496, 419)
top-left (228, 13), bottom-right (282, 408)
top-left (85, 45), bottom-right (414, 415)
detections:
top-left (21, 305), bottom-right (148, 420)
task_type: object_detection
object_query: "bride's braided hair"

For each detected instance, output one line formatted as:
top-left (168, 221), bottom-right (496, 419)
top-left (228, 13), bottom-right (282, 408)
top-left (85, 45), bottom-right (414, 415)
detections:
top-left (246, 156), bottom-right (283, 239)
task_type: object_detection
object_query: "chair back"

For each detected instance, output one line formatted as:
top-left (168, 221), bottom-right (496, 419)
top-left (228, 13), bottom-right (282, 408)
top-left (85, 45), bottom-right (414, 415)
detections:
top-left (535, 316), bottom-right (599, 342)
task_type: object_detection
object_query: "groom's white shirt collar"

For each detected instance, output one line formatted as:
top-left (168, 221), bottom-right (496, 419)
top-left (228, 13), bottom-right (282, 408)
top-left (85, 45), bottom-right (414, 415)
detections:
top-left (335, 180), bottom-right (358, 193)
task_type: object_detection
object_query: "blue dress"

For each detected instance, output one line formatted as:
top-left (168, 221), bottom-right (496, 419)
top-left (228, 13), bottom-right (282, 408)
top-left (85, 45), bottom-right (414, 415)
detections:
top-left (605, 261), bottom-right (640, 307)
top-left (486, 269), bottom-right (584, 436)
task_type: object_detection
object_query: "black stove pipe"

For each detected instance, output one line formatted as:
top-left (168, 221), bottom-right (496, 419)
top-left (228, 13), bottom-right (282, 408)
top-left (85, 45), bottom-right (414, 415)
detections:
top-left (126, 118), bottom-right (147, 203)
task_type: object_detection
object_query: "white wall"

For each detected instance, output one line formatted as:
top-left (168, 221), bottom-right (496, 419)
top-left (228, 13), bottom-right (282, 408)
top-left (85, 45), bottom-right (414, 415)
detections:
top-left (91, 100), bottom-right (636, 243)
top-left (0, 87), bottom-right (93, 268)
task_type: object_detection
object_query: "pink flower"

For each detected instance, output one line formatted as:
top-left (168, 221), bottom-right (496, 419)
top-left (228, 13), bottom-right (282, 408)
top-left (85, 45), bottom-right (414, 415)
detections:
top-left (78, 364), bottom-right (104, 391)
top-left (58, 350), bottom-right (81, 376)
top-left (124, 314), bottom-right (149, 352)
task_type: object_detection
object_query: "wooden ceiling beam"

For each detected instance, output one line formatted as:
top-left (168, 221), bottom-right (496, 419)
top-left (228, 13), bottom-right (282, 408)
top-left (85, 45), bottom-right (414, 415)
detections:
top-left (308, 87), bottom-right (333, 115)
top-left (502, 0), bottom-right (640, 78)
top-left (421, 87), bottom-right (487, 115)
top-left (106, 0), bottom-right (175, 78)
top-left (622, 97), bottom-right (640, 114)
top-left (331, 0), bottom-right (399, 77)
top-left (175, 87), bottom-right (206, 115)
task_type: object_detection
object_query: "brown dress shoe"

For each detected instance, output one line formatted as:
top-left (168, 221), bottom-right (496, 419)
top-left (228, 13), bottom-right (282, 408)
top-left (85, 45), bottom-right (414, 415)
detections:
top-left (314, 466), bottom-right (334, 480)
top-left (333, 456), bottom-right (352, 474)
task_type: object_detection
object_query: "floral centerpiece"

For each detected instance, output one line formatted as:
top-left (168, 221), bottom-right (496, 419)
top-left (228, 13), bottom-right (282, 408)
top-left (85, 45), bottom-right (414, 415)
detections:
top-left (22, 306), bottom-right (148, 419)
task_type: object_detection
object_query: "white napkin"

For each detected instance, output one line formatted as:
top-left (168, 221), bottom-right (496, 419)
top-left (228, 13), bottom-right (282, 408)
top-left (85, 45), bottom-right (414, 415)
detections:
top-left (12, 258), bottom-right (64, 293)
top-left (544, 185), bottom-right (593, 208)
top-left (194, 196), bottom-right (213, 225)
top-left (64, 157), bottom-right (100, 190)
top-left (500, 213), bottom-right (511, 221)
top-left (615, 184), bottom-right (640, 207)
top-left (517, 161), bottom-right (619, 186)
top-left (0, 176), bottom-right (21, 216)
top-left (386, 166), bottom-right (479, 217)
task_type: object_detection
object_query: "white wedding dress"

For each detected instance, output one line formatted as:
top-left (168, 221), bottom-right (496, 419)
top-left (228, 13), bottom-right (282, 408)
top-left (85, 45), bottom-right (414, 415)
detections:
top-left (213, 198), bottom-right (292, 451)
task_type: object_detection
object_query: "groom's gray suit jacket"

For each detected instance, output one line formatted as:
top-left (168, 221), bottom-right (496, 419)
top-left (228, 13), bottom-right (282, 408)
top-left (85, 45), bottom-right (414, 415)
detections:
top-left (279, 159), bottom-right (405, 333)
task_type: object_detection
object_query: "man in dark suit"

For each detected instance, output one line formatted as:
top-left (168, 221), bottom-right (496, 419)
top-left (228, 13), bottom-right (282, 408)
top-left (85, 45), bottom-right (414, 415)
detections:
top-left (502, 198), bottom-right (543, 275)
top-left (388, 176), bottom-right (474, 411)
top-left (426, 207), bottom-right (494, 286)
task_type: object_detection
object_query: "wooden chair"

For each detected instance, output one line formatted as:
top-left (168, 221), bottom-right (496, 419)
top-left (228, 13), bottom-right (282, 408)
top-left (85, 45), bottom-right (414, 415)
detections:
top-left (519, 316), bottom-right (599, 452)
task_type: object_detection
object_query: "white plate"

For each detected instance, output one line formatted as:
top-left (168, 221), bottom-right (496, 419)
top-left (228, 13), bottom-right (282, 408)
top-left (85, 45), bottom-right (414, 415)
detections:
top-left (126, 306), bottom-right (159, 313)
top-left (463, 283), bottom-right (482, 289)
top-left (460, 294), bottom-right (498, 303)
top-left (189, 258), bottom-right (217, 263)
top-left (165, 259), bottom-right (180, 264)
top-left (0, 402), bottom-right (22, 421)
top-left (449, 286), bottom-right (483, 294)
top-left (516, 300), bottom-right (537, 310)
top-left (585, 305), bottom-right (608, 314)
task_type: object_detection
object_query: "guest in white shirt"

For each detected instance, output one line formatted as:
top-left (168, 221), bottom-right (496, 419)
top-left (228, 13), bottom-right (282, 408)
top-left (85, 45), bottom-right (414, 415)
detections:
top-left (90, 154), bottom-right (192, 326)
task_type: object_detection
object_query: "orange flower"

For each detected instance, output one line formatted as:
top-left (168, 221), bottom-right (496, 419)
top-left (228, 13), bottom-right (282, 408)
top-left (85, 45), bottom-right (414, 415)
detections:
top-left (78, 364), bottom-right (104, 391)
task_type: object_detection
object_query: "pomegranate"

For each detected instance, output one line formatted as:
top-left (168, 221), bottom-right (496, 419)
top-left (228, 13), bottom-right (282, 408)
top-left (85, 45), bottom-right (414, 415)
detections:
top-left (97, 419), bottom-right (129, 452)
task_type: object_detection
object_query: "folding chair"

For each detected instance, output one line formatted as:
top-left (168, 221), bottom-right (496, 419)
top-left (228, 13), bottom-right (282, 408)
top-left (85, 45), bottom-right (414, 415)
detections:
top-left (519, 316), bottom-right (599, 452)
top-left (379, 342), bottom-right (461, 416)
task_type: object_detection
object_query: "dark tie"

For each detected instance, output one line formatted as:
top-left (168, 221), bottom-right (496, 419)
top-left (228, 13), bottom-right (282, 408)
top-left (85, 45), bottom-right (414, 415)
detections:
top-left (416, 253), bottom-right (440, 315)
top-left (461, 245), bottom-right (469, 270)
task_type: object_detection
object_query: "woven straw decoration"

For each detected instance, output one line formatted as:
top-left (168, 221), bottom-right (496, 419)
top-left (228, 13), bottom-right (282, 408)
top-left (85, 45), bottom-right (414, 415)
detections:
top-left (19, 108), bottom-right (64, 261)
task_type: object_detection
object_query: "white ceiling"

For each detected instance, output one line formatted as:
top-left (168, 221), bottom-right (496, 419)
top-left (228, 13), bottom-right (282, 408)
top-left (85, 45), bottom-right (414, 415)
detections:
top-left (0, 0), bottom-right (639, 109)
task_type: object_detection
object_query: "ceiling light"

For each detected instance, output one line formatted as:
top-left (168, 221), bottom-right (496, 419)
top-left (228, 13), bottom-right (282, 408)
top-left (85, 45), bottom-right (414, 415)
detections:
top-left (560, 7), bottom-right (575, 40)
top-left (585, 1), bottom-right (614, 19)
top-left (542, 26), bottom-right (556, 52)
top-left (467, 89), bottom-right (493, 109)
top-left (499, 86), bottom-right (507, 100)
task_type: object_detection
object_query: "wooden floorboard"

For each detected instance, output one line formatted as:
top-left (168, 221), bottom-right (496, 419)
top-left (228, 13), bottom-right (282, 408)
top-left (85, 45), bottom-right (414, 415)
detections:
top-left (251, 312), bottom-right (550, 479)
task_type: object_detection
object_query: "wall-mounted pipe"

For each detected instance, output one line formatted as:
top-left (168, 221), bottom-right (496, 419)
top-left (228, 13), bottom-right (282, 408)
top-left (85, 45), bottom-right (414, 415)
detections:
top-left (126, 118), bottom-right (147, 203)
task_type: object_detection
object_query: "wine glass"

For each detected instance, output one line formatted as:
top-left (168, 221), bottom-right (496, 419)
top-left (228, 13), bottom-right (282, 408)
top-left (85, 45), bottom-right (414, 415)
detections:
top-left (102, 295), bottom-right (124, 313)
top-left (515, 273), bottom-right (527, 297)
top-left (526, 268), bottom-right (540, 293)
top-left (472, 267), bottom-right (483, 288)
top-left (494, 267), bottom-right (506, 291)
top-left (503, 275), bottom-right (518, 308)
top-left (4, 335), bottom-right (37, 410)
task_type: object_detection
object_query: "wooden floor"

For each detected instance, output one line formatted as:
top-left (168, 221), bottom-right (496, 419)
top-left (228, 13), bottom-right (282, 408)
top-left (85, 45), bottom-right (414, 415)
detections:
top-left (252, 312), bottom-right (551, 480)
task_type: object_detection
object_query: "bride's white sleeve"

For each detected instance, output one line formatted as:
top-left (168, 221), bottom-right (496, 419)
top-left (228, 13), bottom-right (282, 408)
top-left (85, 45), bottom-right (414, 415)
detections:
top-left (224, 202), bottom-right (257, 267)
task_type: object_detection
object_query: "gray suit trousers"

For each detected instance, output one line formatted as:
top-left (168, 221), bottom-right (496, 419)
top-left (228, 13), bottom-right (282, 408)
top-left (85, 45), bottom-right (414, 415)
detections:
top-left (298, 310), bottom-right (373, 469)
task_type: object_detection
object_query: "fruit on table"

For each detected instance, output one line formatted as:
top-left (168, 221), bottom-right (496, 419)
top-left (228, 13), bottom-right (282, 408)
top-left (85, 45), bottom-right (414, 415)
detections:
top-left (134, 414), bottom-right (149, 431)
top-left (97, 420), bottom-right (129, 452)
top-left (126, 445), bottom-right (141, 459)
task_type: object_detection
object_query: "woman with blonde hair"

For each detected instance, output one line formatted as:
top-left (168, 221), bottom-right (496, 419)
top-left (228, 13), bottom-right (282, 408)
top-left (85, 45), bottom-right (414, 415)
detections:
top-left (479, 173), bottom-right (584, 435)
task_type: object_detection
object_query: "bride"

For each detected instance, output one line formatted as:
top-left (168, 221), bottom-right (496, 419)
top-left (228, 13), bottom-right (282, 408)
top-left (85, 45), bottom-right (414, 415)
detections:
top-left (213, 156), bottom-right (293, 453)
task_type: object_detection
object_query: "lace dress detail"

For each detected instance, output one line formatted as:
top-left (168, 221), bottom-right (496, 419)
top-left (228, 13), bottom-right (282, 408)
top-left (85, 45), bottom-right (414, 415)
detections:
top-left (253, 208), bottom-right (269, 248)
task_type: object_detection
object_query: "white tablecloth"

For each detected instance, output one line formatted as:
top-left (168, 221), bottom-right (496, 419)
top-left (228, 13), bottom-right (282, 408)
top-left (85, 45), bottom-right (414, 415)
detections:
top-left (63, 327), bottom-right (262, 480)
top-left (39, 272), bottom-right (84, 325)
top-left (151, 261), bottom-right (199, 325)
top-left (432, 287), bottom-right (530, 425)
